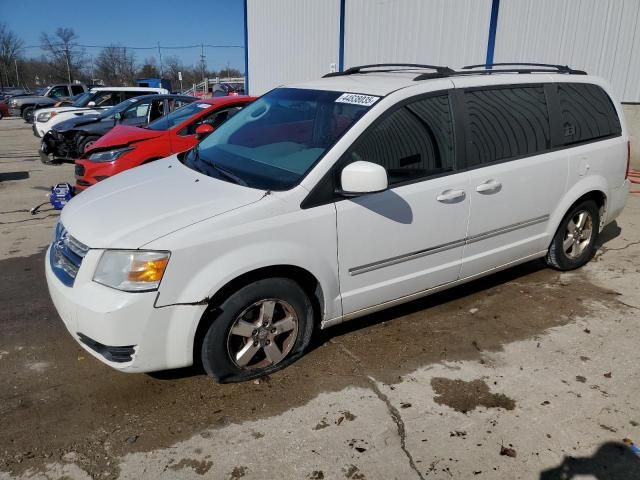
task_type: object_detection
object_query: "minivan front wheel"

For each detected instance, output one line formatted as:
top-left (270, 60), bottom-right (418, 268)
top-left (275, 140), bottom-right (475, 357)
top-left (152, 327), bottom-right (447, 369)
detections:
top-left (201, 278), bottom-right (314, 383)
top-left (546, 200), bottom-right (600, 270)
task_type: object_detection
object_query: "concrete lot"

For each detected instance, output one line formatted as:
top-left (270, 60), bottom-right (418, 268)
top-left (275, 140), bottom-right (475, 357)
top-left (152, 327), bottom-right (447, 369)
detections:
top-left (1, 116), bottom-right (639, 480)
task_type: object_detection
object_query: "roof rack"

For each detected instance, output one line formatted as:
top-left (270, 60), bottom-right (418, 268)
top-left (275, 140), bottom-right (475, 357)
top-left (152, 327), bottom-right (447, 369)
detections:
top-left (462, 62), bottom-right (587, 74)
top-left (413, 63), bottom-right (587, 81)
top-left (323, 63), bottom-right (455, 78)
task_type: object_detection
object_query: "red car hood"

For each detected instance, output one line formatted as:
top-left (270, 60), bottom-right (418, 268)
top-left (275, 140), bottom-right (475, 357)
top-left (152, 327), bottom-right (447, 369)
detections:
top-left (88, 125), bottom-right (165, 151)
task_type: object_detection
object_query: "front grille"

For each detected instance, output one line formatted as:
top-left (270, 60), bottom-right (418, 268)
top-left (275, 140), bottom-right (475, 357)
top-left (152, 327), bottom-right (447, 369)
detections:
top-left (75, 164), bottom-right (85, 176)
top-left (50, 223), bottom-right (89, 287)
top-left (77, 333), bottom-right (136, 363)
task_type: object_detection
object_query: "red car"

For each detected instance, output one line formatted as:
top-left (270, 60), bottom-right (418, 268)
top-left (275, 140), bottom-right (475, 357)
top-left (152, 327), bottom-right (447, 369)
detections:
top-left (74, 96), bottom-right (254, 191)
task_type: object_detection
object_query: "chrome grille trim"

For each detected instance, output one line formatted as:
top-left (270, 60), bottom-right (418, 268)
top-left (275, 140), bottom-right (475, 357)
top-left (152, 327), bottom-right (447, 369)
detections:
top-left (50, 223), bottom-right (89, 286)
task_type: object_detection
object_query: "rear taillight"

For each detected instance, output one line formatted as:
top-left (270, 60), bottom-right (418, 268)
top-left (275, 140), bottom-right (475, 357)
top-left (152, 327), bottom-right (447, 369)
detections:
top-left (626, 140), bottom-right (631, 179)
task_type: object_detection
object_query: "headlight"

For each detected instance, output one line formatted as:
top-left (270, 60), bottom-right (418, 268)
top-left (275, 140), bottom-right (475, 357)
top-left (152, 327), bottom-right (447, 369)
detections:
top-left (87, 146), bottom-right (133, 162)
top-left (93, 250), bottom-right (170, 292)
top-left (9, 99), bottom-right (17, 107)
top-left (37, 111), bottom-right (57, 122)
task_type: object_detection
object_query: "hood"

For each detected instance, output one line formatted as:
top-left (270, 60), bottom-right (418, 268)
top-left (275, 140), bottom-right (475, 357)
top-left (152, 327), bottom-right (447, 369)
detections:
top-left (89, 125), bottom-right (164, 151)
top-left (61, 155), bottom-right (266, 248)
top-left (53, 114), bottom-right (102, 132)
top-left (14, 95), bottom-right (54, 103)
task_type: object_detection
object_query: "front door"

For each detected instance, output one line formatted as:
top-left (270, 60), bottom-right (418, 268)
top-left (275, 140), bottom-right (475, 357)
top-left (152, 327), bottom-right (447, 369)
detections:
top-left (335, 92), bottom-right (470, 315)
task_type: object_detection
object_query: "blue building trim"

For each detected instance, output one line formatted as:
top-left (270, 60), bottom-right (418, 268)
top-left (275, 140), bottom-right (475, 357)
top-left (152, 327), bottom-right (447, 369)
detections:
top-left (338, 0), bottom-right (346, 71)
top-left (243, 0), bottom-right (249, 94)
top-left (485, 0), bottom-right (500, 66)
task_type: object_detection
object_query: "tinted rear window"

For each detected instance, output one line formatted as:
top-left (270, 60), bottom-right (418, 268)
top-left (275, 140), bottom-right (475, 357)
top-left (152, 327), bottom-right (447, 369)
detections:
top-left (557, 83), bottom-right (621, 145)
top-left (465, 86), bottom-right (550, 166)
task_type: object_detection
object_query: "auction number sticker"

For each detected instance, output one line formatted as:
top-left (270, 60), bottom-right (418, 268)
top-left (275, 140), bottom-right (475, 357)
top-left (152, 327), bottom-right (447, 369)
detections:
top-left (335, 93), bottom-right (380, 107)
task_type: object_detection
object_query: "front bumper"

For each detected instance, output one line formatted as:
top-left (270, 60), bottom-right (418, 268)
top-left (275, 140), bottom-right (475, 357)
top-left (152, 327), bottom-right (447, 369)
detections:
top-left (32, 123), bottom-right (42, 137)
top-left (9, 107), bottom-right (21, 117)
top-left (45, 245), bottom-right (207, 372)
top-left (40, 130), bottom-right (74, 162)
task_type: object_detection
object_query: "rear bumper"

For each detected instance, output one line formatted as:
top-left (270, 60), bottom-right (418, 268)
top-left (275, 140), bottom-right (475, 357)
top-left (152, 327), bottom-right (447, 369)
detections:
top-left (604, 179), bottom-right (630, 226)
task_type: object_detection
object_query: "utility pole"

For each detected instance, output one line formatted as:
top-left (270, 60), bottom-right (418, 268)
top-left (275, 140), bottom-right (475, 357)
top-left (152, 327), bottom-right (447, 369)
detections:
top-left (14, 59), bottom-right (19, 87)
top-left (157, 42), bottom-right (163, 77)
top-left (200, 43), bottom-right (206, 83)
top-left (64, 45), bottom-right (71, 83)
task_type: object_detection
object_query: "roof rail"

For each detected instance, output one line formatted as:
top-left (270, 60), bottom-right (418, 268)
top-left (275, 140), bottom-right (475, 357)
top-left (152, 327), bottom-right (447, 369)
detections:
top-left (323, 63), bottom-right (455, 78)
top-left (462, 62), bottom-right (587, 74)
top-left (413, 63), bottom-right (587, 81)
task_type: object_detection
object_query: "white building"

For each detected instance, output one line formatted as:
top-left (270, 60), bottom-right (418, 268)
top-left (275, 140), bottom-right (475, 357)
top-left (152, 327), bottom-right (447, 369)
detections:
top-left (244, 0), bottom-right (640, 103)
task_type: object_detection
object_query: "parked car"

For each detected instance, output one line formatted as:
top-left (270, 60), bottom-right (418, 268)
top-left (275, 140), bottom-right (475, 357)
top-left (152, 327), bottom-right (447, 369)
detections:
top-left (75, 96), bottom-right (254, 191)
top-left (40, 94), bottom-right (195, 163)
top-left (33, 86), bottom-right (170, 137)
top-left (45, 64), bottom-right (630, 383)
top-left (0, 101), bottom-right (8, 119)
top-left (9, 83), bottom-right (89, 122)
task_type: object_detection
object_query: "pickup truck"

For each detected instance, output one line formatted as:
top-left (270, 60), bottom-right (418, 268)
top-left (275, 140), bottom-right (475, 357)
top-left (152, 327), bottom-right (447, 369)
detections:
top-left (8, 83), bottom-right (88, 122)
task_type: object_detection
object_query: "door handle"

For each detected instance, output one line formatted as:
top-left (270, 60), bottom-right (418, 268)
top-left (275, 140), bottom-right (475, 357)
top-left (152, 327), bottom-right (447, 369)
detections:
top-left (476, 179), bottom-right (502, 194)
top-left (437, 189), bottom-right (466, 203)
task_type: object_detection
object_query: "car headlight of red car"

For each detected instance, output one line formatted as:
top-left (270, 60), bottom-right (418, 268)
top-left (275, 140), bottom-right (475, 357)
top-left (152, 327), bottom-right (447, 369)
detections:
top-left (87, 146), bottom-right (134, 162)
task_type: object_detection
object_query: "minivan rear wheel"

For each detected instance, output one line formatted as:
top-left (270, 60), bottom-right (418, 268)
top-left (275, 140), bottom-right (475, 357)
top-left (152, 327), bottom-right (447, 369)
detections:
top-left (200, 278), bottom-right (314, 383)
top-left (546, 199), bottom-right (600, 271)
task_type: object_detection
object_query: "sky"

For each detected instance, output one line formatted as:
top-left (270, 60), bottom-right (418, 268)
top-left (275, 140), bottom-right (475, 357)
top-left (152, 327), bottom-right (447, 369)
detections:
top-left (0, 0), bottom-right (246, 72)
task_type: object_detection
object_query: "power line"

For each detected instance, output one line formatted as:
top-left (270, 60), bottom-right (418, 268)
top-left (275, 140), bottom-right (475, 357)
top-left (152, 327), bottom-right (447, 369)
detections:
top-left (21, 43), bottom-right (244, 50)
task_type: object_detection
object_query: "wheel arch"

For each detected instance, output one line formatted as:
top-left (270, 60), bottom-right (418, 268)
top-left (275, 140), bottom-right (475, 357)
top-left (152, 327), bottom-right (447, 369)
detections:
top-left (549, 178), bottom-right (608, 240)
top-left (191, 264), bottom-right (324, 366)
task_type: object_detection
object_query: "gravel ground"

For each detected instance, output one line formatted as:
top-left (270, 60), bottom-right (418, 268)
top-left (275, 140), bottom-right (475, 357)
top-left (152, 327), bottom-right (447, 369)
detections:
top-left (1, 117), bottom-right (639, 479)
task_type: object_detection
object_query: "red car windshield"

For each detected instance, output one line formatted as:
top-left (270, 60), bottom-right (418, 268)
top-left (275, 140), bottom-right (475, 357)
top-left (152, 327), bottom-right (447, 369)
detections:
top-left (147, 102), bottom-right (212, 131)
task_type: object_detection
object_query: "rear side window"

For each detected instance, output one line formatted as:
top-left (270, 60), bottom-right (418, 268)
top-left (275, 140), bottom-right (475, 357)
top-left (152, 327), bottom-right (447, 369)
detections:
top-left (347, 95), bottom-right (455, 185)
top-left (71, 85), bottom-right (84, 95)
top-left (465, 86), bottom-right (550, 166)
top-left (557, 83), bottom-right (621, 145)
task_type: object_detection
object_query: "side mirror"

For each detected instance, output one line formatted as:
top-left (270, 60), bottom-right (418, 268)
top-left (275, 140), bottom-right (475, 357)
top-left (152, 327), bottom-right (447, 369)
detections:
top-left (195, 123), bottom-right (214, 140)
top-left (340, 161), bottom-right (388, 195)
top-left (87, 101), bottom-right (95, 107)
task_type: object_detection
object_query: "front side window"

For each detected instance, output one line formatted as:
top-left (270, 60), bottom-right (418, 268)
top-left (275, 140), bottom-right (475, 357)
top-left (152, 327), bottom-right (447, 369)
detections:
top-left (465, 86), bottom-right (550, 166)
top-left (122, 101), bottom-right (151, 120)
top-left (49, 86), bottom-right (69, 98)
top-left (179, 105), bottom-right (244, 136)
top-left (91, 91), bottom-right (120, 107)
top-left (187, 88), bottom-right (374, 190)
top-left (345, 94), bottom-right (455, 186)
top-left (557, 83), bottom-right (621, 145)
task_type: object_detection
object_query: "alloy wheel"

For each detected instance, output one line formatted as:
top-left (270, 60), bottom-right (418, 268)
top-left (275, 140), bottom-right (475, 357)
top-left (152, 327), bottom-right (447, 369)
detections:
top-left (226, 298), bottom-right (299, 370)
top-left (563, 210), bottom-right (593, 258)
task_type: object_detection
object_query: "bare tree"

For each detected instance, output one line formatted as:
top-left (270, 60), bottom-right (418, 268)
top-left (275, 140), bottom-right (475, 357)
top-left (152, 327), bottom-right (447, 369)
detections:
top-left (137, 57), bottom-right (160, 78)
top-left (0, 23), bottom-right (25, 88)
top-left (40, 27), bottom-right (85, 83)
top-left (94, 46), bottom-right (136, 86)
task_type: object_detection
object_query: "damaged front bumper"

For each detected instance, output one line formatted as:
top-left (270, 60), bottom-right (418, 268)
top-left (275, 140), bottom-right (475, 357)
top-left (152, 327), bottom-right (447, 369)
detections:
top-left (40, 130), bottom-right (77, 163)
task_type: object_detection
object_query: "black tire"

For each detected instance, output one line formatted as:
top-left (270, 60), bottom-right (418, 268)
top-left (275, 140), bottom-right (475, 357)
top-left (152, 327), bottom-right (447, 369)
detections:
top-left (22, 106), bottom-right (34, 123)
top-left (546, 199), bottom-right (600, 271)
top-left (201, 278), bottom-right (314, 383)
top-left (78, 135), bottom-right (100, 155)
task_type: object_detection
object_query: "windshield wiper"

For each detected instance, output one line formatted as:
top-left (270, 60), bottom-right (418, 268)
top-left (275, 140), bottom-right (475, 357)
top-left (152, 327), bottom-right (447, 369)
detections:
top-left (188, 146), bottom-right (248, 186)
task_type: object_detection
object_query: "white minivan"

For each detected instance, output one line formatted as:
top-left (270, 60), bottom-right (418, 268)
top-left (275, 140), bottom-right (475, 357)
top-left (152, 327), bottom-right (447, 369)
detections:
top-left (45, 63), bottom-right (630, 382)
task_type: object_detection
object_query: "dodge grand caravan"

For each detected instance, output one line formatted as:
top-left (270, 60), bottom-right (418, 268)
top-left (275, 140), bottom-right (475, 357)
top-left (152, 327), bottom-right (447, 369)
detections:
top-left (45, 63), bottom-right (630, 383)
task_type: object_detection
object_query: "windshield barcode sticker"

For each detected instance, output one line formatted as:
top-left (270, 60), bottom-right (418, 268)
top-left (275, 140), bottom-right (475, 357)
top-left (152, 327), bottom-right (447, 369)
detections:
top-left (335, 93), bottom-right (380, 107)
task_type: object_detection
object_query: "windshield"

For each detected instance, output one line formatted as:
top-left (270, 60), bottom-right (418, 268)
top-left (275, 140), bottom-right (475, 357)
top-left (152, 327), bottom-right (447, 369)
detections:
top-left (186, 88), bottom-right (375, 190)
top-left (71, 92), bottom-right (93, 107)
top-left (147, 101), bottom-right (211, 131)
top-left (98, 97), bottom-right (141, 119)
